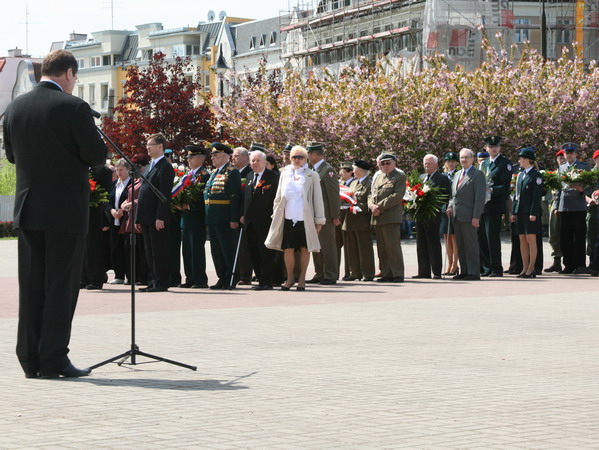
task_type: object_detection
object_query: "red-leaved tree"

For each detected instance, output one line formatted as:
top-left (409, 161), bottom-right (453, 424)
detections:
top-left (102, 53), bottom-right (218, 160)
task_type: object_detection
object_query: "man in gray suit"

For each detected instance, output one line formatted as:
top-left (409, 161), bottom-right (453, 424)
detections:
top-left (446, 148), bottom-right (486, 280)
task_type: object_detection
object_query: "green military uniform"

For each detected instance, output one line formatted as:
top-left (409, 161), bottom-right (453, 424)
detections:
top-left (205, 143), bottom-right (242, 289)
top-left (343, 174), bottom-right (375, 280)
top-left (368, 158), bottom-right (406, 282)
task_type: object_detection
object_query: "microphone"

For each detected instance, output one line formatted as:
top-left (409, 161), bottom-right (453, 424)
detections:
top-left (90, 109), bottom-right (101, 119)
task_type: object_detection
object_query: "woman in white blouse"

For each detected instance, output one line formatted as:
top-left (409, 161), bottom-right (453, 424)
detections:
top-left (265, 146), bottom-right (326, 291)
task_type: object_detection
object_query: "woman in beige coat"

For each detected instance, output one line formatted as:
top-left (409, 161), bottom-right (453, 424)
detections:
top-left (265, 146), bottom-right (326, 291)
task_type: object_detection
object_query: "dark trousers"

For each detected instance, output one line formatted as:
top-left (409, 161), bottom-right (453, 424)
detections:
top-left (17, 229), bottom-right (85, 376)
top-left (246, 222), bottom-right (277, 286)
top-left (169, 211), bottom-right (182, 286)
top-left (141, 224), bottom-right (170, 289)
top-left (182, 222), bottom-right (207, 286)
top-left (416, 216), bottom-right (443, 277)
top-left (124, 232), bottom-right (148, 285)
top-left (589, 212), bottom-right (599, 271)
top-left (477, 215), bottom-right (491, 273)
top-left (238, 230), bottom-right (253, 282)
top-left (82, 226), bottom-right (108, 287)
top-left (109, 225), bottom-right (127, 280)
top-left (482, 211), bottom-right (504, 274)
top-left (560, 211), bottom-right (587, 270)
top-left (208, 223), bottom-right (238, 286)
top-left (346, 229), bottom-right (375, 279)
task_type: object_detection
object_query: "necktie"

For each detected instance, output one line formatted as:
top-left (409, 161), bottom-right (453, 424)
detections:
top-left (457, 169), bottom-right (466, 188)
top-left (425, 174), bottom-right (430, 182)
top-left (149, 160), bottom-right (155, 172)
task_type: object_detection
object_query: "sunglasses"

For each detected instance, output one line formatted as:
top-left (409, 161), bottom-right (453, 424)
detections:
top-left (292, 155), bottom-right (305, 160)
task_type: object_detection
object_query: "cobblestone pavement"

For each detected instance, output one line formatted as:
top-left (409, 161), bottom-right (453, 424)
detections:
top-left (0, 239), bottom-right (598, 449)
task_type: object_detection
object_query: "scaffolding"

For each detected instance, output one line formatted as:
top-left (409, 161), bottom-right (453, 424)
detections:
top-left (280, 0), bottom-right (599, 73)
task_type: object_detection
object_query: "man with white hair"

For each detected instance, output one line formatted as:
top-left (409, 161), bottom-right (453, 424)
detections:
top-left (413, 154), bottom-right (451, 279)
top-left (446, 148), bottom-right (486, 280)
top-left (232, 145), bottom-right (254, 284)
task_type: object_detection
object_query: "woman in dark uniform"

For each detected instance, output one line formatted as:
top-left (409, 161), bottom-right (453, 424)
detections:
top-left (510, 147), bottom-right (543, 278)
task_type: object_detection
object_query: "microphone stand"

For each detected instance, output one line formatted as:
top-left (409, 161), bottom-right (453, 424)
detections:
top-left (89, 113), bottom-right (196, 372)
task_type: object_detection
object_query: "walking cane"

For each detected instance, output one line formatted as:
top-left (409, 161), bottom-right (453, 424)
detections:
top-left (229, 226), bottom-right (244, 290)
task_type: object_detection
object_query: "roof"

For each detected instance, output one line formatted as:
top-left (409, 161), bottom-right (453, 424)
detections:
top-left (120, 34), bottom-right (139, 63)
top-left (233, 16), bottom-right (283, 56)
top-left (197, 22), bottom-right (224, 53)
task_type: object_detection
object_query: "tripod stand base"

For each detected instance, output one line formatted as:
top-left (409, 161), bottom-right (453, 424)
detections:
top-left (90, 345), bottom-right (197, 371)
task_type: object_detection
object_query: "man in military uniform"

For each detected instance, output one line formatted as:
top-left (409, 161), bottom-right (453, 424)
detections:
top-left (306, 142), bottom-right (340, 285)
top-left (478, 136), bottom-right (512, 277)
top-left (282, 143), bottom-right (293, 167)
top-left (368, 153), bottom-right (406, 283)
top-left (556, 142), bottom-right (590, 274)
top-left (205, 142), bottom-right (243, 289)
top-left (344, 160), bottom-right (375, 281)
top-left (178, 144), bottom-right (211, 289)
top-left (338, 161), bottom-right (354, 280)
top-left (544, 149), bottom-right (566, 272)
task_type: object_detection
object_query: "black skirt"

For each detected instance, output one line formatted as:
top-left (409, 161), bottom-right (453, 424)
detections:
top-left (281, 219), bottom-right (307, 250)
top-left (439, 213), bottom-right (454, 235)
top-left (516, 213), bottom-right (541, 235)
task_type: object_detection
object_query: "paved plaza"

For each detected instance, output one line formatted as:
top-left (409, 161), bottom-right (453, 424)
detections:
top-left (0, 238), bottom-right (598, 449)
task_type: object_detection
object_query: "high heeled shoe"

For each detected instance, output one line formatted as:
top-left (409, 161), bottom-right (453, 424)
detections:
top-left (521, 272), bottom-right (536, 278)
top-left (296, 286), bottom-right (305, 291)
top-left (281, 284), bottom-right (292, 291)
top-left (517, 273), bottom-right (526, 278)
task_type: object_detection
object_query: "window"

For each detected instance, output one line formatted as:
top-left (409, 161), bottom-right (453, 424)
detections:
top-left (269, 32), bottom-right (277, 46)
top-left (557, 19), bottom-right (572, 44)
top-left (172, 44), bottom-right (185, 56)
top-left (76, 58), bottom-right (85, 69)
top-left (259, 34), bottom-right (266, 48)
top-left (515, 19), bottom-right (530, 43)
top-left (204, 74), bottom-right (210, 92)
top-left (101, 84), bottom-right (109, 110)
top-left (102, 55), bottom-right (111, 66)
top-left (78, 85), bottom-right (84, 100)
top-left (249, 37), bottom-right (256, 50)
top-left (90, 56), bottom-right (101, 67)
top-left (332, 0), bottom-right (339, 10)
top-left (186, 44), bottom-right (201, 55)
top-left (89, 84), bottom-right (96, 106)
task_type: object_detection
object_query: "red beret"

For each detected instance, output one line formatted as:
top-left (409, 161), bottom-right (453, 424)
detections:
top-left (555, 150), bottom-right (565, 157)
top-left (593, 150), bottom-right (599, 159)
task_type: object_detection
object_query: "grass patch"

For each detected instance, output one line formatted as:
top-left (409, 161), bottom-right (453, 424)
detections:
top-left (0, 160), bottom-right (16, 195)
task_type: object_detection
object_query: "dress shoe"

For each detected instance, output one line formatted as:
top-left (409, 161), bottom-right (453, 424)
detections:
top-left (463, 275), bottom-right (480, 280)
top-left (559, 268), bottom-right (574, 274)
top-left (488, 272), bottom-right (503, 278)
top-left (306, 278), bottom-right (321, 284)
top-left (296, 286), bottom-right (306, 291)
top-left (544, 258), bottom-right (562, 273)
top-left (432, 275), bottom-right (442, 280)
top-left (210, 282), bottom-right (225, 290)
top-left (145, 286), bottom-right (168, 292)
top-left (42, 363), bottom-right (91, 379)
top-left (25, 372), bottom-right (39, 379)
top-left (392, 277), bottom-right (404, 283)
top-left (452, 274), bottom-right (467, 280)
top-left (376, 277), bottom-right (392, 282)
top-left (281, 284), bottom-right (292, 291)
top-left (480, 271), bottom-right (492, 277)
top-left (411, 275), bottom-right (431, 279)
top-left (320, 279), bottom-right (336, 285)
top-left (191, 284), bottom-right (209, 289)
top-left (342, 276), bottom-right (357, 281)
top-left (590, 270), bottom-right (598, 277)
top-left (252, 285), bottom-right (273, 290)
top-left (237, 280), bottom-right (252, 286)
top-left (178, 282), bottom-right (193, 288)
top-left (572, 267), bottom-right (588, 275)
top-left (521, 272), bottom-right (536, 278)
top-left (362, 277), bottom-right (374, 281)
top-left (109, 278), bottom-right (125, 285)
top-left (85, 284), bottom-right (102, 290)
top-left (444, 271), bottom-right (458, 276)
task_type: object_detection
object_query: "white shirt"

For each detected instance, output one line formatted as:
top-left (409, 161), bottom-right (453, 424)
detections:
top-left (41, 78), bottom-right (64, 92)
top-left (149, 155), bottom-right (165, 171)
top-left (114, 176), bottom-right (130, 226)
top-left (252, 169), bottom-right (265, 187)
top-left (284, 167), bottom-right (305, 223)
top-left (312, 159), bottom-right (325, 171)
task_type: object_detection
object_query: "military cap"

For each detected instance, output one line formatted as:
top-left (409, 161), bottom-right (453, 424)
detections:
top-left (306, 142), bottom-right (324, 153)
top-left (484, 135), bottom-right (502, 146)
top-left (477, 151), bottom-right (490, 159)
top-left (164, 148), bottom-right (174, 156)
top-left (555, 149), bottom-right (565, 157)
top-left (249, 142), bottom-right (266, 152)
top-left (185, 144), bottom-right (208, 157)
top-left (592, 150), bottom-right (599, 159)
top-left (444, 152), bottom-right (458, 161)
top-left (339, 161), bottom-right (353, 170)
top-left (378, 153), bottom-right (397, 162)
top-left (518, 147), bottom-right (536, 161)
top-left (353, 159), bottom-right (371, 170)
top-left (561, 142), bottom-right (579, 152)
top-left (283, 143), bottom-right (294, 153)
top-left (210, 142), bottom-right (233, 154)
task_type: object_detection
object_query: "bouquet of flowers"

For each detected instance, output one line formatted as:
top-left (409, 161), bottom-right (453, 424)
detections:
top-left (89, 174), bottom-right (109, 208)
top-left (171, 165), bottom-right (205, 211)
top-left (560, 167), bottom-right (599, 189)
top-left (403, 170), bottom-right (448, 224)
top-left (540, 170), bottom-right (563, 192)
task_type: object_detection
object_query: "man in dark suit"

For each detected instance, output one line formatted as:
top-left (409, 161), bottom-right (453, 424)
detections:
top-left (205, 142), bottom-right (243, 289)
top-left (446, 148), bottom-right (486, 280)
top-left (413, 154), bottom-right (451, 279)
top-left (3, 50), bottom-right (106, 378)
top-left (241, 150), bottom-right (280, 290)
top-left (178, 145), bottom-right (211, 289)
top-left (556, 142), bottom-right (591, 274)
top-left (478, 136), bottom-right (512, 277)
top-left (307, 142), bottom-right (340, 285)
top-left (136, 133), bottom-right (175, 292)
top-left (106, 159), bottom-right (132, 285)
top-left (232, 145), bottom-right (254, 285)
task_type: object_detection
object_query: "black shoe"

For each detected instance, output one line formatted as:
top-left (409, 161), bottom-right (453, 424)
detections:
top-left (590, 270), bottom-right (599, 277)
top-left (210, 282), bottom-right (225, 290)
top-left (572, 267), bottom-right (588, 275)
top-left (296, 286), bottom-right (306, 291)
top-left (411, 275), bottom-right (431, 279)
top-left (342, 276), bottom-right (357, 281)
top-left (488, 272), bottom-right (503, 278)
top-left (178, 282), bottom-right (193, 288)
top-left (306, 278), bottom-right (321, 284)
top-left (544, 258), bottom-right (562, 273)
top-left (463, 275), bottom-right (481, 280)
top-left (521, 272), bottom-right (536, 278)
top-left (392, 277), bottom-right (404, 283)
top-left (85, 284), bottom-right (102, 290)
top-left (145, 286), bottom-right (168, 292)
top-left (452, 274), bottom-right (467, 280)
top-left (362, 277), bottom-right (374, 281)
top-left (251, 285), bottom-right (273, 290)
top-left (191, 284), bottom-right (209, 289)
top-left (25, 372), bottom-right (39, 379)
top-left (481, 271), bottom-right (492, 277)
top-left (432, 275), bottom-right (442, 280)
top-left (320, 279), bottom-right (336, 285)
top-left (281, 284), bottom-right (292, 291)
top-left (376, 277), bottom-right (392, 282)
top-left (559, 268), bottom-right (574, 274)
top-left (41, 363), bottom-right (91, 379)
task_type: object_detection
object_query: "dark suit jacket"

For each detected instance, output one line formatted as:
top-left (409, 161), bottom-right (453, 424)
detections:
top-left (512, 168), bottom-right (543, 216)
top-left (421, 170), bottom-right (452, 207)
top-left (480, 154), bottom-right (512, 214)
top-left (243, 168), bottom-right (279, 227)
top-left (89, 165), bottom-right (113, 229)
top-left (3, 81), bottom-right (107, 234)
top-left (136, 156), bottom-right (175, 225)
top-left (181, 166), bottom-right (210, 228)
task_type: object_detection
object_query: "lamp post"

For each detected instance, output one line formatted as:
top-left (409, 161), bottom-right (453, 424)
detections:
top-left (540, 0), bottom-right (547, 59)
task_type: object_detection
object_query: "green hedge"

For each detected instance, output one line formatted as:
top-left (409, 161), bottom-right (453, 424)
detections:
top-left (0, 221), bottom-right (17, 238)
top-left (0, 160), bottom-right (16, 196)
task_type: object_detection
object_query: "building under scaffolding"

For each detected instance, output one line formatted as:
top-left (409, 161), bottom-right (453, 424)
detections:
top-left (280, 0), bottom-right (599, 74)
